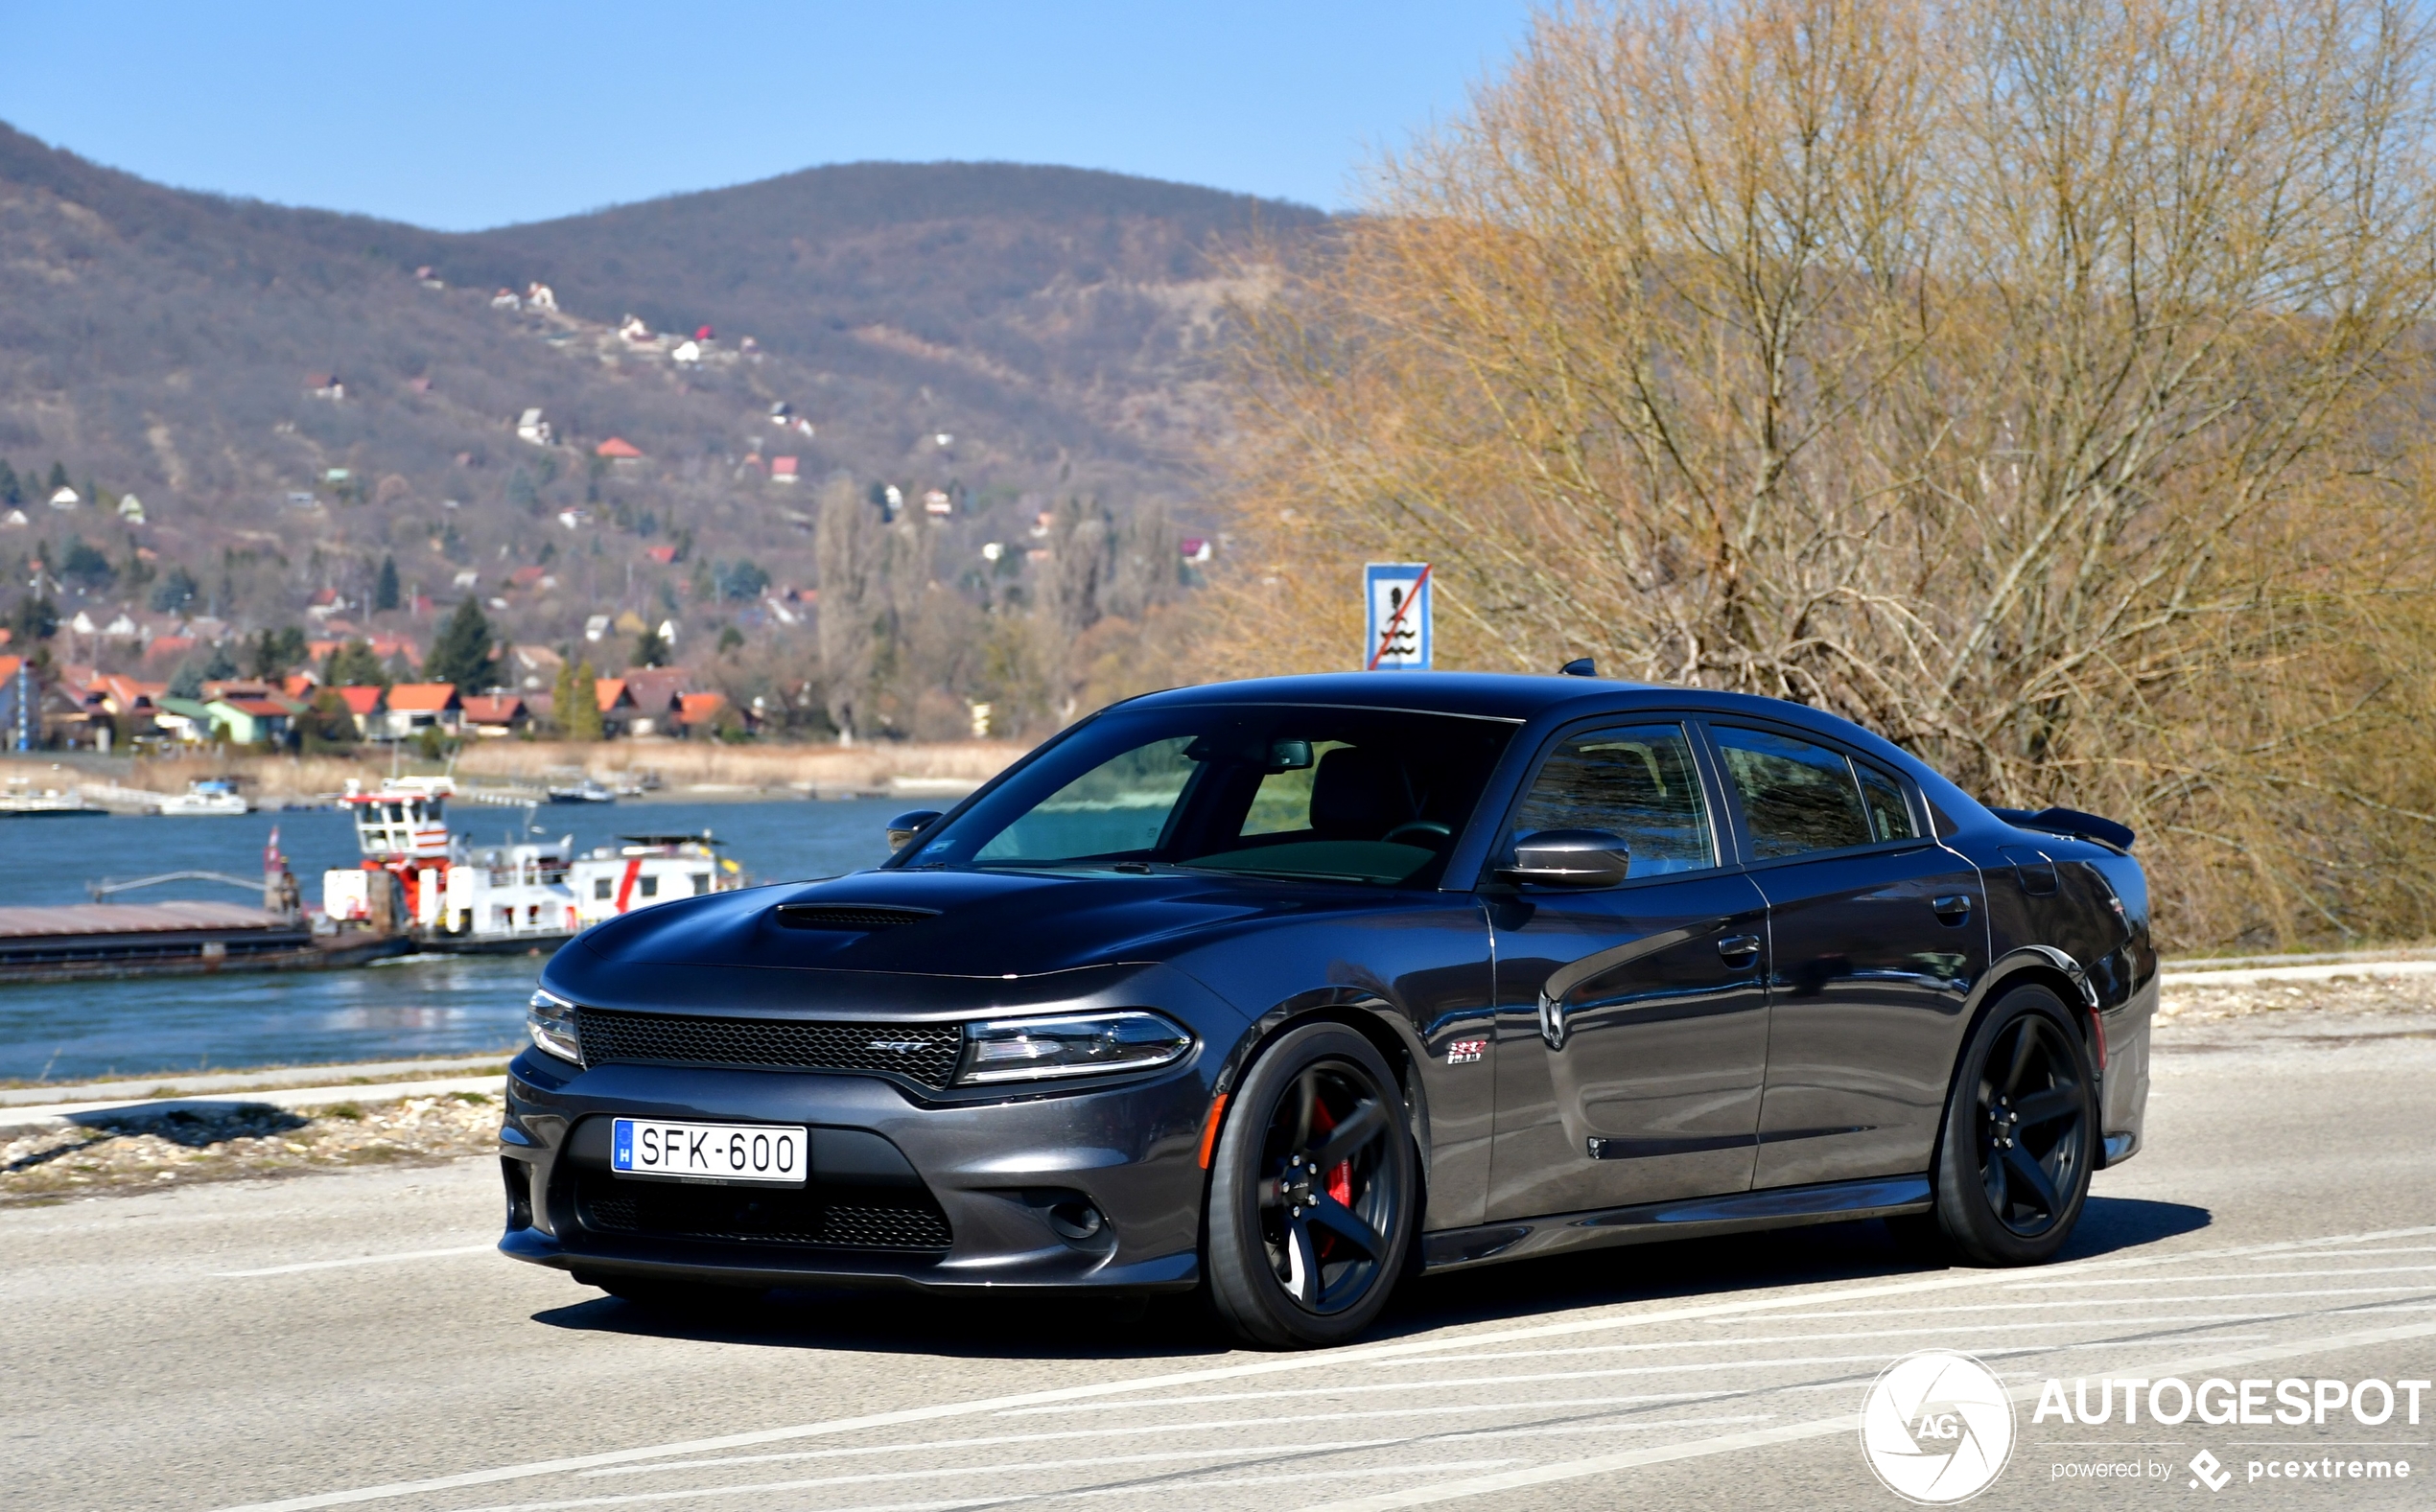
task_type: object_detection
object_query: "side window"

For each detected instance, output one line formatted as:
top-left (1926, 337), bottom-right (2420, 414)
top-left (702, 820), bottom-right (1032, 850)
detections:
top-left (1711, 727), bottom-right (1874, 859)
top-left (1857, 764), bottom-right (1918, 841)
top-left (1511, 724), bottom-right (1715, 876)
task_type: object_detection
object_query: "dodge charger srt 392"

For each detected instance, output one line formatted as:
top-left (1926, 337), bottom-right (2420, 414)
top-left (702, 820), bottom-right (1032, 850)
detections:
top-left (499, 672), bottom-right (2153, 1347)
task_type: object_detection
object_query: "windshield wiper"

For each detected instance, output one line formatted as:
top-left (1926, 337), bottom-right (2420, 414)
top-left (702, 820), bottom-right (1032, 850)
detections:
top-left (1176, 864), bottom-right (1382, 885)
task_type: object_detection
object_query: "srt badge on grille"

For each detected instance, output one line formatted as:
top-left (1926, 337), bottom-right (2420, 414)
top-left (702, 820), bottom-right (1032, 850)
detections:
top-left (1445, 1037), bottom-right (1487, 1065)
top-left (868, 1039), bottom-right (931, 1055)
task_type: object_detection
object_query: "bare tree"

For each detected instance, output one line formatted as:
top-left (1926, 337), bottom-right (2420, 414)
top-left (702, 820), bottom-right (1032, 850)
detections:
top-left (1218, 0), bottom-right (2436, 945)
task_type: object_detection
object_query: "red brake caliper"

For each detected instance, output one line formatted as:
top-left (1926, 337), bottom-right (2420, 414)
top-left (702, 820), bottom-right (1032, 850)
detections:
top-left (1307, 1101), bottom-right (1353, 1227)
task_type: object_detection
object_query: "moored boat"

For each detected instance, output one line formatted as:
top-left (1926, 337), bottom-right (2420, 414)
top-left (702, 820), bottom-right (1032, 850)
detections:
top-left (567, 831), bottom-right (745, 925)
top-left (157, 779), bottom-right (249, 816)
top-left (322, 778), bottom-right (580, 954)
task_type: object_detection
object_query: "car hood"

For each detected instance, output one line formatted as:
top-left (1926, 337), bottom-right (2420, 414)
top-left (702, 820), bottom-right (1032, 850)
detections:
top-left (562, 866), bottom-right (1356, 983)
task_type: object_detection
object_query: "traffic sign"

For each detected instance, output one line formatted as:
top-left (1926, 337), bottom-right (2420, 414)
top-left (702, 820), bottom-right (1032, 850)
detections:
top-left (1364, 562), bottom-right (1433, 670)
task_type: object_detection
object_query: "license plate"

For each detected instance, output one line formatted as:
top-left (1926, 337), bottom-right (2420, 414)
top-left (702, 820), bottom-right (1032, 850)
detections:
top-left (611, 1118), bottom-right (806, 1185)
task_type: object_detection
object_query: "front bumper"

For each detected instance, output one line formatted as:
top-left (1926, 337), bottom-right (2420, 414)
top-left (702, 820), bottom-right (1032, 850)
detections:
top-left (497, 1047), bottom-right (1210, 1293)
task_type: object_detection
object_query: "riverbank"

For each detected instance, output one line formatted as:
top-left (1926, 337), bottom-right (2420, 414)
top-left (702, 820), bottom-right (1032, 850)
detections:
top-left (0, 739), bottom-right (1025, 805)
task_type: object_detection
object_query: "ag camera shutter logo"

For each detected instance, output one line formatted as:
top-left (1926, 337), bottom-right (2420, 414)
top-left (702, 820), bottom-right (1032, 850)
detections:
top-left (1861, 1349), bottom-right (2017, 1503)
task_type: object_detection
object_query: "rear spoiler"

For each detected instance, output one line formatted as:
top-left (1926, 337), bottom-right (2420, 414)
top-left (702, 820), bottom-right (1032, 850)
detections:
top-left (1986, 805), bottom-right (2135, 852)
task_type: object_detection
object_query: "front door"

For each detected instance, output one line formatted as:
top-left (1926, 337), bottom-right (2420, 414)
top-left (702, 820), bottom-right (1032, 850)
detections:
top-left (1486, 722), bottom-right (1771, 1220)
top-left (1705, 723), bottom-right (1989, 1189)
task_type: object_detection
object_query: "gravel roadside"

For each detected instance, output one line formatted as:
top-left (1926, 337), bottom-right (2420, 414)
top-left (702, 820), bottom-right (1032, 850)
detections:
top-left (0, 1091), bottom-right (502, 1205)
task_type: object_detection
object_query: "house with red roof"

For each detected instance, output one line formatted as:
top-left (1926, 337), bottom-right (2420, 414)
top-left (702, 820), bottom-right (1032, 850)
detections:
top-left (205, 696), bottom-right (297, 746)
top-left (380, 683), bottom-right (462, 740)
top-left (595, 437), bottom-right (644, 466)
top-left (594, 678), bottom-right (637, 736)
top-left (460, 692), bottom-right (528, 738)
top-left (676, 690), bottom-right (738, 737)
top-left (333, 685), bottom-right (387, 738)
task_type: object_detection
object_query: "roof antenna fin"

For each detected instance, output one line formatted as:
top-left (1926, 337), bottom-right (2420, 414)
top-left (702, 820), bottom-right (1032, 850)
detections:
top-left (1558, 657), bottom-right (1597, 678)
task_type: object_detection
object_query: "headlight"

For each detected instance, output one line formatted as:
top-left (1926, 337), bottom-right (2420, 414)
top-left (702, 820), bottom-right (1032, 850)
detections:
top-left (527, 989), bottom-right (582, 1064)
top-left (955, 1011), bottom-right (1192, 1084)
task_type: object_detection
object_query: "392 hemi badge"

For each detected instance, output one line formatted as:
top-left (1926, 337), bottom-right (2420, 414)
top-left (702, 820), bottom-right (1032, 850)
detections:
top-left (1445, 1037), bottom-right (1487, 1065)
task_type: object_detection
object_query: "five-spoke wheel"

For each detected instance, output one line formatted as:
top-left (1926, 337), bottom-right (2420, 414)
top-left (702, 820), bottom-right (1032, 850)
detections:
top-left (1206, 1022), bottom-right (1414, 1347)
top-left (1909, 983), bottom-right (2096, 1266)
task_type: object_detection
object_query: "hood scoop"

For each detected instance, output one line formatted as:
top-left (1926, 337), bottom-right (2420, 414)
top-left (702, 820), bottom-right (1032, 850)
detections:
top-left (773, 902), bottom-right (941, 932)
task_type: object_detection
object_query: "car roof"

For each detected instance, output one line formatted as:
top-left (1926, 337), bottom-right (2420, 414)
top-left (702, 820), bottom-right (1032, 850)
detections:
top-left (1122, 672), bottom-right (1872, 737)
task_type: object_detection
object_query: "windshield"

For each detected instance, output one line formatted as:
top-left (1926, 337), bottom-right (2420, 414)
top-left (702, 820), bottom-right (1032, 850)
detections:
top-left (898, 704), bottom-right (1516, 887)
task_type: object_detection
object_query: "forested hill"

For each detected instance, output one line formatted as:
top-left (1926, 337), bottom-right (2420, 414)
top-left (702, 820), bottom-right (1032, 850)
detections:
top-left (0, 122), bottom-right (1321, 653)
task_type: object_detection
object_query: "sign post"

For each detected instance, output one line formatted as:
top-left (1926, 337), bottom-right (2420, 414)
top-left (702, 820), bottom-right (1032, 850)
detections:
top-left (1364, 562), bottom-right (1433, 670)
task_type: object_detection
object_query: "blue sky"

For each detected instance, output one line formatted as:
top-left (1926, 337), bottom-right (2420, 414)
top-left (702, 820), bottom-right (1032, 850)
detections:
top-left (0, 2), bottom-right (1536, 230)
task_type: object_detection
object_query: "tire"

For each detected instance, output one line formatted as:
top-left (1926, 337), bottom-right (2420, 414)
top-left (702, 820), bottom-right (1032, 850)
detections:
top-left (1915, 983), bottom-right (2097, 1266)
top-left (1204, 1022), bottom-right (1417, 1348)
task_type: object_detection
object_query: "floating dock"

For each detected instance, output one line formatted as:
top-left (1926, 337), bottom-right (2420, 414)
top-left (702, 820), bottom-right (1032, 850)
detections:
top-left (0, 901), bottom-right (408, 984)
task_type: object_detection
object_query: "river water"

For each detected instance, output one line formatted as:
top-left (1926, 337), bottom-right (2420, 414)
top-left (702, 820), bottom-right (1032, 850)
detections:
top-left (0, 797), bottom-right (902, 1083)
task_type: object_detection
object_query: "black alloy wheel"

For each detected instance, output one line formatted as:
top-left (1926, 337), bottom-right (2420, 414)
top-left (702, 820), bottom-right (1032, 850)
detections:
top-left (1908, 983), bottom-right (2096, 1266)
top-left (1205, 1022), bottom-right (1415, 1348)
top-left (1977, 1012), bottom-right (2089, 1237)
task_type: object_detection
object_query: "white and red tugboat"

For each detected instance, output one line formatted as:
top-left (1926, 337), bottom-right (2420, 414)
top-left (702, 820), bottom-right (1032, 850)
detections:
top-left (321, 778), bottom-right (581, 954)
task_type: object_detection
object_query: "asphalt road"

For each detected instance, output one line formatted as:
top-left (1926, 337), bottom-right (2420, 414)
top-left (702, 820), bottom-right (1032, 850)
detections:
top-left (8, 1006), bottom-right (2435, 1512)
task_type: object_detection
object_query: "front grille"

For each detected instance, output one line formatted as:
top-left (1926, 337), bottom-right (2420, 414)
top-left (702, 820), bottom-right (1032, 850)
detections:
top-left (574, 1007), bottom-right (963, 1087)
top-left (574, 1173), bottom-right (951, 1253)
top-left (773, 904), bottom-right (937, 930)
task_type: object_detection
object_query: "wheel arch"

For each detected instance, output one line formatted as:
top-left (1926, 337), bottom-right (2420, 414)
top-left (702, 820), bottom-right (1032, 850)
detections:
top-left (1197, 989), bottom-right (1435, 1217)
top-left (1925, 947), bottom-right (2103, 1180)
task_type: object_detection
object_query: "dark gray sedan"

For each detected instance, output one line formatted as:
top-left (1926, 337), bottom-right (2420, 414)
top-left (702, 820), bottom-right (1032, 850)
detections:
top-left (501, 672), bottom-right (2153, 1347)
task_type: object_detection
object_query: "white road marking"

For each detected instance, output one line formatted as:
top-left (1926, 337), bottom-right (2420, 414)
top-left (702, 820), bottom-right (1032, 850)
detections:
top-left (214, 1244), bottom-right (496, 1278)
top-left (1383, 1318), bottom-right (2276, 1362)
top-left (460, 1461), bottom-right (1524, 1512)
top-left (992, 1354), bottom-right (2031, 1414)
top-left (207, 1223), bottom-right (2436, 1512)
top-left (2005, 1266), bottom-right (2436, 1287)
top-left (581, 1414), bottom-right (1775, 1478)
top-left (1291, 1317), bottom-right (2436, 1511)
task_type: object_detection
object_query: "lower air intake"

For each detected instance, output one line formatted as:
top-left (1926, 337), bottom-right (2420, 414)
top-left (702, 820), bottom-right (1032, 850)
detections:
top-left (574, 1174), bottom-right (951, 1253)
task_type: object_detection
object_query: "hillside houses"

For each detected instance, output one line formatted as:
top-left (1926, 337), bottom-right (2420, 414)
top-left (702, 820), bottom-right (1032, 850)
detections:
top-left (11, 654), bottom-right (749, 754)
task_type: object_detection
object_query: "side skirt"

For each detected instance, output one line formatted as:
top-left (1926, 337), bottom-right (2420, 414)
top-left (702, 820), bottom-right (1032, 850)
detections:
top-left (1419, 1175), bottom-right (1932, 1272)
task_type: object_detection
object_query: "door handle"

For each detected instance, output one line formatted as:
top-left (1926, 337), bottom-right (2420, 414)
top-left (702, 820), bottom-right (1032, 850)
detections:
top-left (1537, 992), bottom-right (1567, 1052)
top-left (1932, 894), bottom-right (1974, 923)
top-left (1717, 933), bottom-right (1761, 963)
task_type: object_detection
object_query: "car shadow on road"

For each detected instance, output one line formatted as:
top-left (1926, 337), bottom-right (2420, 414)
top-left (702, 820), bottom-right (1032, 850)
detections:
top-left (527, 1197), bottom-right (2211, 1359)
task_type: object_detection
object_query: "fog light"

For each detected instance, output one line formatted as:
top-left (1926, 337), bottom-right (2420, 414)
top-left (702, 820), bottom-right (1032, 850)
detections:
top-left (501, 1157), bottom-right (534, 1229)
top-left (1047, 1200), bottom-right (1106, 1243)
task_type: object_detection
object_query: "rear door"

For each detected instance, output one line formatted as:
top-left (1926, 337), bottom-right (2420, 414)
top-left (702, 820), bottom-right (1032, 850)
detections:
top-left (1703, 722), bottom-right (1987, 1189)
top-left (1485, 720), bottom-right (1771, 1220)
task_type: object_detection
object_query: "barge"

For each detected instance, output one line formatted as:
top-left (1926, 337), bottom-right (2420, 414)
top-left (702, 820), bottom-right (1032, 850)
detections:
top-left (0, 900), bottom-right (407, 984)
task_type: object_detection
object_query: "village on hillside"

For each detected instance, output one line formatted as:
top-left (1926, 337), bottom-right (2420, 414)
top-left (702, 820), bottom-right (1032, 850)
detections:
top-left (0, 264), bottom-right (1215, 756)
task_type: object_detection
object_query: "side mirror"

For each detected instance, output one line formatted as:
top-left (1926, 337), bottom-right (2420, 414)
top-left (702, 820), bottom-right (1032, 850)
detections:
top-left (886, 809), bottom-right (944, 851)
top-left (1500, 828), bottom-right (1630, 887)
